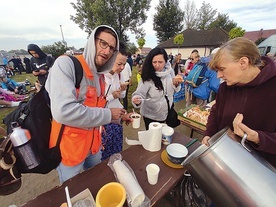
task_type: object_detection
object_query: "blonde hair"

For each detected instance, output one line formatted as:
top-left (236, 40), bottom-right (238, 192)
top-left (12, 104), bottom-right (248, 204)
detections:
top-left (209, 37), bottom-right (263, 70)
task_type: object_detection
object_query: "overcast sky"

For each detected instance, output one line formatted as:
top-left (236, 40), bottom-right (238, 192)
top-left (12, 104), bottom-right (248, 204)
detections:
top-left (1, 0), bottom-right (275, 51)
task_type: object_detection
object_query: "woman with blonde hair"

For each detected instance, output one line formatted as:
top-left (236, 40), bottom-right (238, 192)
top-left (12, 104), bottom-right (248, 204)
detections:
top-left (202, 37), bottom-right (276, 167)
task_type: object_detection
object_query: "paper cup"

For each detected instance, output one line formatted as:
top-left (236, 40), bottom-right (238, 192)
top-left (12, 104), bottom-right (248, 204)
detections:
top-left (96, 182), bottom-right (126, 207)
top-left (146, 163), bottom-right (160, 185)
top-left (131, 114), bottom-right (141, 129)
top-left (162, 126), bottom-right (174, 145)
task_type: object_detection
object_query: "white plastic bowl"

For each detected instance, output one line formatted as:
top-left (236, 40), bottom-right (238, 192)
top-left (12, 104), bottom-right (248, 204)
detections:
top-left (166, 143), bottom-right (188, 164)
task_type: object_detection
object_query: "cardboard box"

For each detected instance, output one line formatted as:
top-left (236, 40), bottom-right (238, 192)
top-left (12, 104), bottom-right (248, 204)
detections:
top-left (177, 105), bottom-right (207, 131)
top-left (71, 188), bottom-right (96, 207)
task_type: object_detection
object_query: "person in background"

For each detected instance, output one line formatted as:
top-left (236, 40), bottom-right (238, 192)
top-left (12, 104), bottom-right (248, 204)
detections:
top-left (172, 53), bottom-right (182, 75)
top-left (121, 60), bottom-right (132, 110)
top-left (8, 56), bottom-right (24, 75)
top-left (136, 63), bottom-right (143, 83)
top-left (134, 54), bottom-right (142, 66)
top-left (0, 76), bottom-right (27, 95)
top-left (45, 25), bottom-right (126, 183)
top-left (202, 37), bottom-right (276, 168)
top-left (184, 49), bottom-right (199, 76)
top-left (168, 52), bottom-right (174, 64)
top-left (28, 44), bottom-right (55, 85)
top-left (131, 47), bottom-right (182, 130)
top-left (185, 51), bottom-right (201, 107)
top-left (126, 52), bottom-right (133, 71)
top-left (101, 42), bottom-right (133, 161)
top-left (23, 56), bottom-right (32, 74)
top-left (0, 99), bottom-right (20, 107)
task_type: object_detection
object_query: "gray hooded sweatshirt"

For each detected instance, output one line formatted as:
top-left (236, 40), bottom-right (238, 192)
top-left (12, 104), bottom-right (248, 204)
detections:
top-left (45, 25), bottom-right (119, 128)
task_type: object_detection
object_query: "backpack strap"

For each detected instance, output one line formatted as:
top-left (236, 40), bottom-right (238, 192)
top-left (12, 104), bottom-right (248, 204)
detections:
top-left (67, 56), bottom-right (83, 89)
top-left (195, 63), bottom-right (208, 86)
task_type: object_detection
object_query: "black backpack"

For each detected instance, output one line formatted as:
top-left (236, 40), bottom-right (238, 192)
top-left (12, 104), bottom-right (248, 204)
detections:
top-left (3, 56), bottom-right (83, 174)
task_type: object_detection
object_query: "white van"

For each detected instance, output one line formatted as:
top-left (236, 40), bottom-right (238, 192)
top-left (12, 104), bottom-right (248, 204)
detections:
top-left (258, 35), bottom-right (276, 56)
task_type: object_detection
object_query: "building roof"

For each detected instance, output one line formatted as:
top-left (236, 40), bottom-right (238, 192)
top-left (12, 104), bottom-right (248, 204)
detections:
top-left (157, 28), bottom-right (229, 48)
top-left (243, 29), bottom-right (276, 42)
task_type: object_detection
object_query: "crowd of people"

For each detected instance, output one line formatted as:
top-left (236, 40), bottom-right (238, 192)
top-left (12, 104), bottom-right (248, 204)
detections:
top-left (1, 25), bottom-right (275, 207)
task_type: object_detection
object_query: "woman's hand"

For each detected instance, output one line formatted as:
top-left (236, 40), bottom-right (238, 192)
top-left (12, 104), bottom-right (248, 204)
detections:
top-left (202, 136), bottom-right (211, 146)
top-left (121, 112), bottom-right (133, 126)
top-left (119, 82), bottom-right (129, 91)
top-left (173, 75), bottom-right (184, 86)
top-left (233, 113), bottom-right (260, 144)
top-left (112, 90), bottom-right (122, 99)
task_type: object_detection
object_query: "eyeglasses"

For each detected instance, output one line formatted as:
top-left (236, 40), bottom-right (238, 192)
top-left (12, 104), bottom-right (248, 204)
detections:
top-left (96, 37), bottom-right (117, 54)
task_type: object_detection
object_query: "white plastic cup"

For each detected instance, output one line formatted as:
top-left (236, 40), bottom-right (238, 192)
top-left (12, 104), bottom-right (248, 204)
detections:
top-left (131, 114), bottom-right (141, 129)
top-left (146, 163), bottom-right (160, 185)
top-left (162, 126), bottom-right (174, 145)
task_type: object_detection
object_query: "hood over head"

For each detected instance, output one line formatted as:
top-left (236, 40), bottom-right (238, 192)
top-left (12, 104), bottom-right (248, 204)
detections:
top-left (246, 56), bottom-right (276, 87)
top-left (83, 25), bottom-right (119, 75)
top-left (27, 44), bottom-right (47, 58)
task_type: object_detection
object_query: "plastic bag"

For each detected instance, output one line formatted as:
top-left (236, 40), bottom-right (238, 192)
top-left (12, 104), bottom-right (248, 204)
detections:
top-left (168, 172), bottom-right (210, 207)
top-left (108, 153), bottom-right (150, 207)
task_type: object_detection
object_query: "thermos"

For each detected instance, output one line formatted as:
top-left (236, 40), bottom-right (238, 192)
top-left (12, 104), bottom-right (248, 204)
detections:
top-left (9, 126), bottom-right (40, 170)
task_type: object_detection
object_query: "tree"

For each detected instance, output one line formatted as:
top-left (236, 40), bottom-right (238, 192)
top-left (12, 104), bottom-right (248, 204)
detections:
top-left (183, 0), bottom-right (198, 29)
top-left (229, 27), bottom-right (245, 39)
top-left (41, 41), bottom-right (68, 58)
top-left (153, 0), bottom-right (184, 43)
top-left (137, 38), bottom-right (146, 50)
top-left (196, 1), bottom-right (217, 30)
top-left (208, 13), bottom-right (237, 32)
top-left (174, 34), bottom-right (184, 52)
top-left (70, 0), bottom-right (151, 43)
top-left (127, 42), bottom-right (138, 55)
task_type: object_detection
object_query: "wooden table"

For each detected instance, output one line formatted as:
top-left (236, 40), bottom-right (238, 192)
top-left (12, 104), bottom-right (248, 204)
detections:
top-left (180, 121), bottom-right (205, 138)
top-left (22, 132), bottom-right (200, 207)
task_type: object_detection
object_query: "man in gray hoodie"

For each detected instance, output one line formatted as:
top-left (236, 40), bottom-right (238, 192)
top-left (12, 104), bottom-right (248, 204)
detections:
top-left (45, 25), bottom-right (126, 183)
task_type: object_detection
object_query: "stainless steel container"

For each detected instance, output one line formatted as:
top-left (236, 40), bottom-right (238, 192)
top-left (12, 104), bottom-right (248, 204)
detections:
top-left (182, 127), bottom-right (276, 207)
top-left (10, 127), bottom-right (40, 170)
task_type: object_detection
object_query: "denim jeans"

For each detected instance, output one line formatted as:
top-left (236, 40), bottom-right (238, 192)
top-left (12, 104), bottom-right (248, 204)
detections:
top-left (57, 150), bottom-right (102, 183)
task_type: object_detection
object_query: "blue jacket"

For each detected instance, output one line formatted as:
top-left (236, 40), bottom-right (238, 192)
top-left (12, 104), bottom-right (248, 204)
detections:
top-left (0, 78), bottom-right (19, 90)
top-left (191, 57), bottom-right (220, 100)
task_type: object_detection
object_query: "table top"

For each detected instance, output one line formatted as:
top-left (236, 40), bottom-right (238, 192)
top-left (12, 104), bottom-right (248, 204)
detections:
top-left (22, 132), bottom-right (200, 207)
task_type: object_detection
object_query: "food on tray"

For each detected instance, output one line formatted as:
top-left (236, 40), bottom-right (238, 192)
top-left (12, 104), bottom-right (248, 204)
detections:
top-left (184, 106), bottom-right (210, 125)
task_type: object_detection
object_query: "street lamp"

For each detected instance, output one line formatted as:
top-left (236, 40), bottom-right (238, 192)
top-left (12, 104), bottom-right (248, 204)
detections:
top-left (60, 25), bottom-right (67, 48)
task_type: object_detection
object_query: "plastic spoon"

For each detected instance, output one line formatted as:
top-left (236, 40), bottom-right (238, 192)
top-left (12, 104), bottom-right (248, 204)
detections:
top-left (65, 186), bottom-right (72, 207)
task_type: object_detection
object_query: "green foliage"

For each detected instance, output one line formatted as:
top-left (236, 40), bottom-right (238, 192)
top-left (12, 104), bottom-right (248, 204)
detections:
top-left (127, 42), bottom-right (138, 55)
top-left (207, 13), bottom-right (237, 32)
top-left (174, 34), bottom-right (184, 45)
top-left (229, 27), bottom-right (245, 39)
top-left (41, 41), bottom-right (68, 58)
top-left (70, 0), bottom-right (151, 44)
top-left (196, 1), bottom-right (217, 30)
top-left (137, 38), bottom-right (146, 49)
top-left (153, 0), bottom-right (184, 43)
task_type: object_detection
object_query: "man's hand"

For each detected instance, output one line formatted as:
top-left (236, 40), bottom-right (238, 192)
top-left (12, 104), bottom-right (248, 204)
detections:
top-left (121, 112), bottom-right (133, 126)
top-left (110, 108), bottom-right (126, 120)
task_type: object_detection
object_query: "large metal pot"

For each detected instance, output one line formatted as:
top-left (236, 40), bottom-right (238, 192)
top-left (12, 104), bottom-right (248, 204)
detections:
top-left (182, 127), bottom-right (276, 207)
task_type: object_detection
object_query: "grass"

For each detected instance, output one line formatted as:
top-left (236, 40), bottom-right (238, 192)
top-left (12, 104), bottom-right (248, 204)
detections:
top-left (0, 72), bottom-right (37, 129)
top-left (0, 66), bottom-right (140, 130)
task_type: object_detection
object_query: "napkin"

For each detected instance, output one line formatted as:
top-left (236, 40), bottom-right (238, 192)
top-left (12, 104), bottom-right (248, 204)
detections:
top-left (126, 122), bottom-right (162, 152)
top-left (113, 160), bottom-right (145, 207)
